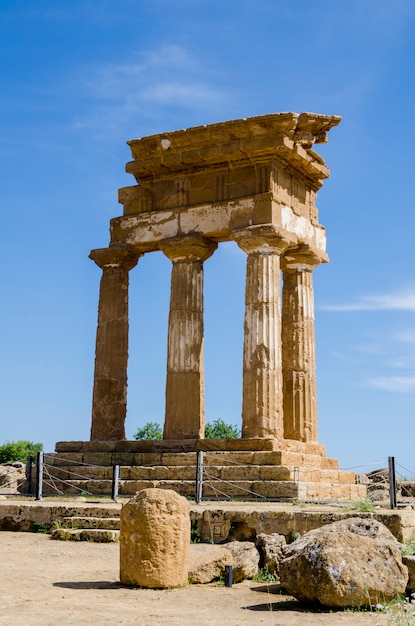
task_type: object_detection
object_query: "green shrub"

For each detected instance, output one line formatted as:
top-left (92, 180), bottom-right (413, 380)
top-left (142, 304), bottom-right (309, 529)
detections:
top-left (205, 418), bottom-right (240, 439)
top-left (133, 418), bottom-right (241, 441)
top-left (253, 567), bottom-right (278, 583)
top-left (402, 539), bottom-right (415, 556)
top-left (133, 422), bottom-right (163, 440)
top-left (0, 440), bottom-right (43, 464)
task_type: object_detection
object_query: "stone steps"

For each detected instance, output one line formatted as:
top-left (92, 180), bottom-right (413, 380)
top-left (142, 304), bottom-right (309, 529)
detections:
top-left (50, 514), bottom-right (121, 542)
top-left (45, 449), bottom-right (339, 470)
top-left (51, 527), bottom-right (120, 542)
top-left (37, 476), bottom-right (366, 500)
top-left (60, 516), bottom-right (121, 530)
top-left (46, 463), bottom-right (348, 481)
top-left (36, 445), bottom-right (366, 502)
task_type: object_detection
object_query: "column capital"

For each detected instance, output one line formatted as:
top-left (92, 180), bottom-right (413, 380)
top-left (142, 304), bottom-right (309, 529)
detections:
top-left (232, 225), bottom-right (293, 255)
top-left (89, 245), bottom-right (141, 271)
top-left (160, 235), bottom-right (217, 263)
top-left (282, 244), bottom-right (328, 272)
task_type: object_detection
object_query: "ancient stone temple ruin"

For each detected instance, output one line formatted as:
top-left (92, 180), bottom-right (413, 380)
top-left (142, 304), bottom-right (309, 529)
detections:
top-left (54, 112), bottom-right (366, 500)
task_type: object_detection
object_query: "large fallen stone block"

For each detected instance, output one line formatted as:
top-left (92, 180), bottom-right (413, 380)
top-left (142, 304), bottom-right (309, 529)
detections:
top-left (188, 544), bottom-right (232, 584)
top-left (119, 488), bottom-right (190, 588)
top-left (224, 541), bottom-right (259, 582)
top-left (279, 517), bottom-right (408, 608)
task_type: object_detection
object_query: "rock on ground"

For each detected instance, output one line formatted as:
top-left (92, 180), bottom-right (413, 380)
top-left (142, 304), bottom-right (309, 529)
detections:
top-left (403, 555), bottom-right (415, 592)
top-left (279, 517), bottom-right (408, 608)
top-left (255, 532), bottom-right (286, 575)
top-left (224, 541), bottom-right (259, 582)
top-left (119, 488), bottom-right (190, 588)
top-left (0, 462), bottom-right (25, 493)
top-left (188, 543), bottom-right (232, 584)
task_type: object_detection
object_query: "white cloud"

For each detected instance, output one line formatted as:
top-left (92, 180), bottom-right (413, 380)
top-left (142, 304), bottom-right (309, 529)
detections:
top-left (321, 288), bottom-right (415, 312)
top-left (369, 376), bottom-right (415, 393)
top-left (140, 82), bottom-right (224, 107)
top-left (71, 45), bottom-right (228, 138)
top-left (84, 46), bottom-right (195, 98)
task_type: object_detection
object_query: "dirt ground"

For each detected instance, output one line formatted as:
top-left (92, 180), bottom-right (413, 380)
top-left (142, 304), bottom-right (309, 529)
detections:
top-left (0, 532), bottom-right (390, 626)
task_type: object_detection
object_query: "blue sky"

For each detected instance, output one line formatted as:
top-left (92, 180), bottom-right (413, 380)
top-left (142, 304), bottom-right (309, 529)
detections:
top-left (1, 0), bottom-right (415, 475)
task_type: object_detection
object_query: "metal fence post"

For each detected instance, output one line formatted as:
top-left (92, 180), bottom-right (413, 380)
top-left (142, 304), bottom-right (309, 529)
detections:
top-left (25, 455), bottom-right (33, 495)
top-left (224, 564), bottom-right (233, 588)
top-left (112, 465), bottom-right (120, 501)
top-left (195, 450), bottom-right (204, 503)
top-left (388, 456), bottom-right (397, 509)
top-left (35, 452), bottom-right (43, 501)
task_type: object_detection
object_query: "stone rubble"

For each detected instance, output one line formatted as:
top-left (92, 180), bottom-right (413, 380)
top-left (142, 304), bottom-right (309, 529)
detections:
top-left (188, 543), bottom-right (232, 584)
top-left (279, 517), bottom-right (408, 608)
top-left (223, 540), bottom-right (260, 583)
top-left (255, 532), bottom-right (287, 575)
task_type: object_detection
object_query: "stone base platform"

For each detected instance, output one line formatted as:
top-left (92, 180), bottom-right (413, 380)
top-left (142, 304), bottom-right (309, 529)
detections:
top-left (55, 438), bottom-right (329, 454)
top-left (1, 499), bottom-right (415, 543)
top-left (40, 439), bottom-right (368, 501)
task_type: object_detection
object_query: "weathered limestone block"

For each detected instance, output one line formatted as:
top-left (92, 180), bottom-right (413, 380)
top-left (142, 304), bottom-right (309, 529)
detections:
top-left (255, 532), bottom-right (286, 575)
top-left (119, 488), bottom-right (190, 588)
top-left (0, 462), bottom-right (25, 493)
top-left (224, 541), bottom-right (259, 582)
top-left (188, 543), bottom-right (232, 584)
top-left (279, 517), bottom-right (408, 608)
top-left (403, 555), bottom-right (415, 592)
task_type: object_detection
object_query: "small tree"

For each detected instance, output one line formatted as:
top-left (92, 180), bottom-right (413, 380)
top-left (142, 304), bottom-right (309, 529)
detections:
top-left (133, 422), bottom-right (163, 440)
top-left (0, 440), bottom-right (43, 464)
top-left (205, 418), bottom-right (240, 439)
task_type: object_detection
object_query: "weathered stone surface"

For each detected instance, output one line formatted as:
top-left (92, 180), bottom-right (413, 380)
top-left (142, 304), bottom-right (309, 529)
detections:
top-left (235, 231), bottom-right (289, 439)
top-left (403, 555), bottom-right (415, 592)
top-left (188, 543), bottom-right (232, 584)
top-left (282, 249), bottom-right (320, 443)
top-left (161, 235), bottom-right (217, 440)
top-left (0, 462), bottom-right (25, 493)
top-left (279, 517), bottom-right (408, 608)
top-left (88, 112), bottom-right (339, 449)
top-left (224, 541), bottom-right (259, 582)
top-left (89, 247), bottom-right (140, 441)
top-left (55, 112), bottom-right (366, 502)
top-left (51, 528), bottom-right (119, 542)
top-left (119, 488), bottom-right (190, 588)
top-left (255, 532), bottom-right (286, 575)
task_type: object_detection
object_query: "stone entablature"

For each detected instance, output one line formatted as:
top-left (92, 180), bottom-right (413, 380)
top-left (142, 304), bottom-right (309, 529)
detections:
top-left (88, 111), bottom-right (340, 448)
top-left (112, 112), bottom-right (339, 255)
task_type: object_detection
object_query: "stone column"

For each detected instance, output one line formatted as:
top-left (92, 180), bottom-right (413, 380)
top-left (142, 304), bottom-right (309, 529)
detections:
top-left (234, 228), bottom-right (290, 439)
top-left (89, 245), bottom-right (140, 441)
top-left (281, 246), bottom-right (322, 442)
top-left (160, 235), bottom-right (217, 439)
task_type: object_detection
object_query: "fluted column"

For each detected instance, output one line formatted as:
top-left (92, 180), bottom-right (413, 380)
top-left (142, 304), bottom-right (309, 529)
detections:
top-left (281, 246), bottom-right (322, 442)
top-left (160, 235), bottom-right (217, 439)
top-left (235, 228), bottom-right (290, 439)
top-left (89, 245), bottom-right (140, 441)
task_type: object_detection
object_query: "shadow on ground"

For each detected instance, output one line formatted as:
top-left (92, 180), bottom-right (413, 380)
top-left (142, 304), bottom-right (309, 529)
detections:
top-left (243, 584), bottom-right (357, 614)
top-left (54, 581), bottom-right (123, 590)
